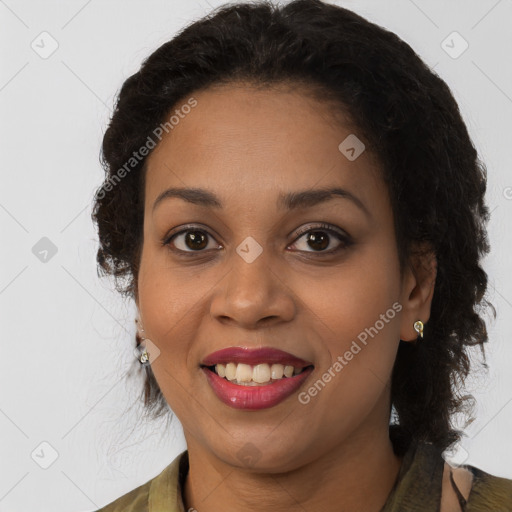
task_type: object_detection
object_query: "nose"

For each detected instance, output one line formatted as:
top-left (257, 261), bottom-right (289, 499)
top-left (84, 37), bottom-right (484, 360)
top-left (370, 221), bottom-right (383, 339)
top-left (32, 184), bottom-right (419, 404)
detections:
top-left (209, 247), bottom-right (296, 330)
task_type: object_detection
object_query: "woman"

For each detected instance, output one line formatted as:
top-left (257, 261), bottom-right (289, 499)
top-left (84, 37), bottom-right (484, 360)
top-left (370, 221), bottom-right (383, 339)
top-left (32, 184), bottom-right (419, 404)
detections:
top-left (92, 0), bottom-right (512, 510)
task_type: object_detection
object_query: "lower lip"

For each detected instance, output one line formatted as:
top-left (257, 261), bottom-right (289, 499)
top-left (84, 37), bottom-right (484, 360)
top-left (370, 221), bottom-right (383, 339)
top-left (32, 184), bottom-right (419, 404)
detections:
top-left (202, 366), bottom-right (314, 410)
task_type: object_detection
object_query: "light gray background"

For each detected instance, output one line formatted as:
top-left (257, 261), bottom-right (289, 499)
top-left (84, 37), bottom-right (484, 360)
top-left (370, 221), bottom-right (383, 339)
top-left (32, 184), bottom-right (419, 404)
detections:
top-left (1, 1), bottom-right (511, 510)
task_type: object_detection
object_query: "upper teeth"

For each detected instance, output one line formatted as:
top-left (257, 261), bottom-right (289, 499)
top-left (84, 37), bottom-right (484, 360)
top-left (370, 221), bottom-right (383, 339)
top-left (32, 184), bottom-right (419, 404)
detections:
top-left (215, 363), bottom-right (303, 384)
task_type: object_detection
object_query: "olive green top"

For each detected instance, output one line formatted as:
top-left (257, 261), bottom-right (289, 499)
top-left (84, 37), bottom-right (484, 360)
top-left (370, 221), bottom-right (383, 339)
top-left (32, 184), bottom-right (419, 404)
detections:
top-left (96, 439), bottom-right (512, 511)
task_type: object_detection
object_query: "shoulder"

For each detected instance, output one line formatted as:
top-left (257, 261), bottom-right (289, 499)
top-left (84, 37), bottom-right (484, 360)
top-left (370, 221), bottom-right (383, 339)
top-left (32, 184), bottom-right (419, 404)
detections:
top-left (95, 451), bottom-right (187, 512)
top-left (465, 464), bottom-right (512, 511)
top-left (95, 478), bottom-right (152, 512)
top-left (441, 460), bottom-right (512, 512)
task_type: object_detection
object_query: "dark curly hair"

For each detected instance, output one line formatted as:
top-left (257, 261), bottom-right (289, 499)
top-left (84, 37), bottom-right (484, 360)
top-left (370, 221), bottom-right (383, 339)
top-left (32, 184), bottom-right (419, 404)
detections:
top-left (92, 0), bottom-right (495, 456)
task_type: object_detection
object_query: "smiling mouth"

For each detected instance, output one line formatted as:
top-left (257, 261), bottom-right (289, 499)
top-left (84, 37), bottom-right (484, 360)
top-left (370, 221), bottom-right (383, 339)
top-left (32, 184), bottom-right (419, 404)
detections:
top-left (202, 362), bottom-right (315, 386)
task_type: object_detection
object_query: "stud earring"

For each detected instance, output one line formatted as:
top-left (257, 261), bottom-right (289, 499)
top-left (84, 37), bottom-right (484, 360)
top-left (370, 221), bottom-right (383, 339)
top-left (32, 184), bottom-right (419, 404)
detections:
top-left (135, 318), bottom-right (150, 366)
top-left (413, 320), bottom-right (424, 340)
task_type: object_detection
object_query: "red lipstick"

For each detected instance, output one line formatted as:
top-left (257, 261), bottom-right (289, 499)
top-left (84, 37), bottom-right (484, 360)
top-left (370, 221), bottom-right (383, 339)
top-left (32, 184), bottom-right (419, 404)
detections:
top-left (201, 347), bottom-right (312, 368)
top-left (200, 347), bottom-right (314, 410)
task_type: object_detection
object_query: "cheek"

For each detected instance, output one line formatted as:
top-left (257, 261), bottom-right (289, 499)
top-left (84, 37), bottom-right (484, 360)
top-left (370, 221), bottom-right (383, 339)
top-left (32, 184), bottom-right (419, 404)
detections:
top-left (300, 270), bottom-right (400, 390)
top-left (300, 237), bottom-right (401, 341)
top-left (295, 240), bottom-right (401, 410)
top-left (137, 260), bottom-right (208, 416)
top-left (297, 292), bottom-right (400, 442)
top-left (137, 251), bottom-right (210, 372)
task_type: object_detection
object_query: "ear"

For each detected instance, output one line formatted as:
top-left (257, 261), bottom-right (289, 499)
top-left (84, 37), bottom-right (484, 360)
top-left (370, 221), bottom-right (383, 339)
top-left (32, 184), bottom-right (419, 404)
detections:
top-left (399, 242), bottom-right (437, 342)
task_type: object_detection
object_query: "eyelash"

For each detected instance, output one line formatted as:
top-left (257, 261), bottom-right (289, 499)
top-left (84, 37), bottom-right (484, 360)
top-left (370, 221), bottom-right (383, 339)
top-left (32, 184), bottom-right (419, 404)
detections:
top-left (161, 222), bottom-right (352, 258)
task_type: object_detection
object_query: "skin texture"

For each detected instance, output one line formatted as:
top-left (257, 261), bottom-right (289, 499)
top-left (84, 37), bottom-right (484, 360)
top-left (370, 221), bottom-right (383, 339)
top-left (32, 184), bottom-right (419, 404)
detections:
top-left (135, 83), bottom-right (437, 512)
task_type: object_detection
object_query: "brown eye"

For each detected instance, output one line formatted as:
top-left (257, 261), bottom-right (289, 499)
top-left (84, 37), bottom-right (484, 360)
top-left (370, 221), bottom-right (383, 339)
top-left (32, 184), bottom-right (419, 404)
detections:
top-left (165, 228), bottom-right (219, 253)
top-left (290, 223), bottom-right (352, 255)
top-left (182, 230), bottom-right (208, 250)
top-left (303, 230), bottom-right (330, 251)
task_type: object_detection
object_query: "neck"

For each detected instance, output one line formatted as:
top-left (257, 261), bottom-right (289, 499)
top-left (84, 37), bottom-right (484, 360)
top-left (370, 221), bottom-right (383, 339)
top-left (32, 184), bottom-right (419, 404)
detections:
top-left (183, 428), bottom-right (403, 512)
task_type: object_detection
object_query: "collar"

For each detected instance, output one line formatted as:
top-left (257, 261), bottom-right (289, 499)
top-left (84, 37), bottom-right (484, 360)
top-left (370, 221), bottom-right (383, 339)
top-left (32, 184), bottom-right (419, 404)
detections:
top-left (147, 440), bottom-right (445, 512)
top-left (148, 450), bottom-right (189, 512)
top-left (380, 440), bottom-right (445, 511)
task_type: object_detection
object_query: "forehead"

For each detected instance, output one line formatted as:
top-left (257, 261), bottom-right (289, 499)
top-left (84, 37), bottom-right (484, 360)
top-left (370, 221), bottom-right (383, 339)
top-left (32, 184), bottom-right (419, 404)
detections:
top-left (144, 83), bottom-right (385, 213)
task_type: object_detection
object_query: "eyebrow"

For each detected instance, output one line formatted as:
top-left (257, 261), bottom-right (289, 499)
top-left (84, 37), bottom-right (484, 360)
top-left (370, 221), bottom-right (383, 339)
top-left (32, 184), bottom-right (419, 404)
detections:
top-left (152, 186), bottom-right (370, 218)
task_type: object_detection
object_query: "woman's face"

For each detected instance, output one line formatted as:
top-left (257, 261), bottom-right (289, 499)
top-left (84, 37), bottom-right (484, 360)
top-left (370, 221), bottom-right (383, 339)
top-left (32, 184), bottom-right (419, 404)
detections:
top-left (137, 83), bottom-right (431, 472)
